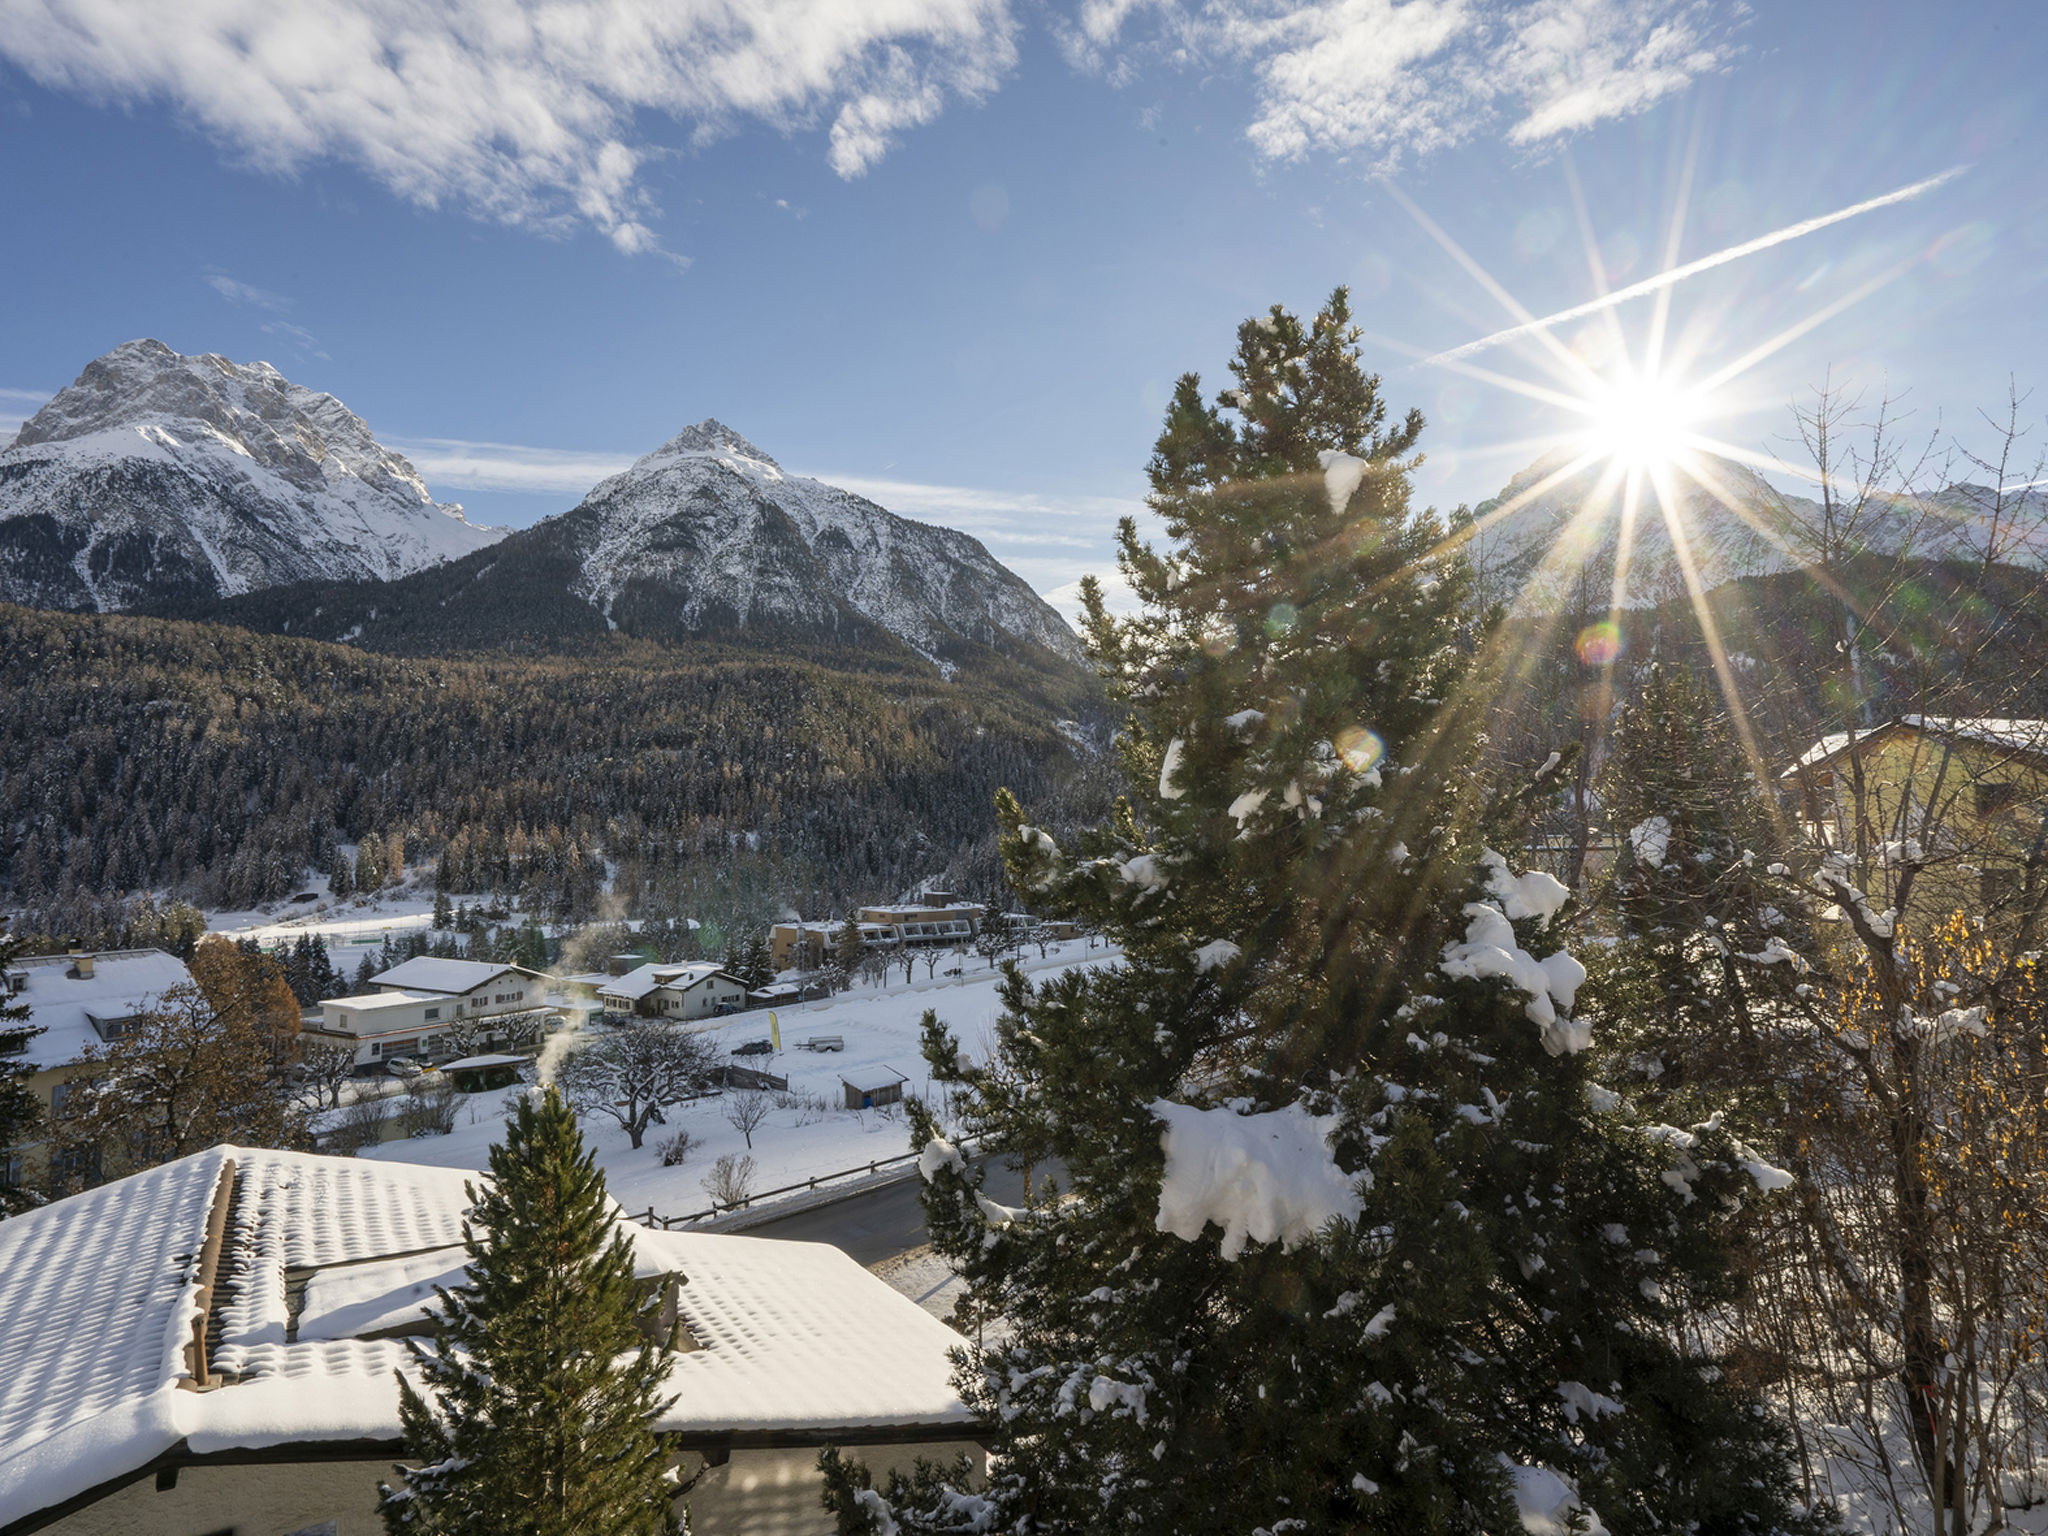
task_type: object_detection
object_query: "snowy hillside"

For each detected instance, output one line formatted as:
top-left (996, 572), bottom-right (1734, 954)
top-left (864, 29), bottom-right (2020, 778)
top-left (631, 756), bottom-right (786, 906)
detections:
top-left (567, 420), bottom-right (1086, 665)
top-left (0, 339), bottom-right (503, 611)
top-left (1469, 452), bottom-right (2048, 615)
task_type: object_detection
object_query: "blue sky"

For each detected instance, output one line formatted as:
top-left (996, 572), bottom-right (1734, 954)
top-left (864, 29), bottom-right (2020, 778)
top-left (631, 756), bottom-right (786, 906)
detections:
top-left (2, 0), bottom-right (2044, 611)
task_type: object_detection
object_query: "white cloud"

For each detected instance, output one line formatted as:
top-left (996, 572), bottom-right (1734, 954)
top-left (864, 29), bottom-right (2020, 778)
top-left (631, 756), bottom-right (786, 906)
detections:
top-left (260, 319), bottom-right (332, 361)
top-left (0, 0), bottom-right (1022, 255)
top-left (206, 273), bottom-right (294, 311)
top-left (1117, 0), bottom-right (1738, 170)
top-left (384, 436), bottom-right (639, 496)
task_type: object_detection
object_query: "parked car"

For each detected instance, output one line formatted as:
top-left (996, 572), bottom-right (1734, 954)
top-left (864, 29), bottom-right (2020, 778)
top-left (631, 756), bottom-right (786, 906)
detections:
top-left (730, 1039), bottom-right (775, 1057)
top-left (383, 1056), bottom-right (425, 1079)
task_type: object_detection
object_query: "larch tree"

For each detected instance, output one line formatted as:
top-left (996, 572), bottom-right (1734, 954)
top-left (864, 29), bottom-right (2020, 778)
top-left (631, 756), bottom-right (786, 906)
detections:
top-left (834, 291), bottom-right (1829, 1536)
top-left (381, 1087), bottom-right (680, 1536)
top-left (0, 926), bottom-right (45, 1215)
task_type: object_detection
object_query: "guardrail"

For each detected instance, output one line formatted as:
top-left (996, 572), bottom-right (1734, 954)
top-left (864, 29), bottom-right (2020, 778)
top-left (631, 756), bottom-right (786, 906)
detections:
top-left (635, 1138), bottom-right (977, 1230)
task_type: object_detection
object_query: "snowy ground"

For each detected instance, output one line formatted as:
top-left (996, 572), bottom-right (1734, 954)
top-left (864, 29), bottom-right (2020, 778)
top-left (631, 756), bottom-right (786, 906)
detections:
top-left (359, 943), bottom-right (1118, 1222)
top-left (209, 879), bottom-right (452, 964)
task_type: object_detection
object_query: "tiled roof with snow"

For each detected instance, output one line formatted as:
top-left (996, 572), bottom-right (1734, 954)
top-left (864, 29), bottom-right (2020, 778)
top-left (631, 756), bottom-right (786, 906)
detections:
top-left (368, 957), bottom-right (538, 994)
top-left (1784, 717), bottom-right (2048, 778)
top-left (6, 948), bottom-right (196, 1069)
top-left (0, 1145), bottom-right (973, 1526)
top-left (1898, 715), bottom-right (2048, 756)
top-left (597, 962), bottom-right (670, 1001)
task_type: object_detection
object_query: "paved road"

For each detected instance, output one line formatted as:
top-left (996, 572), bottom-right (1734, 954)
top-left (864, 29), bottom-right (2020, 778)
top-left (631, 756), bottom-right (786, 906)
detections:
top-left (733, 1156), bottom-right (1032, 1266)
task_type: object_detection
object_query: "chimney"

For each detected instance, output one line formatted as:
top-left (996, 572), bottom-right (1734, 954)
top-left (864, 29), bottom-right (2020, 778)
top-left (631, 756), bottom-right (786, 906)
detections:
top-left (69, 946), bottom-right (95, 980)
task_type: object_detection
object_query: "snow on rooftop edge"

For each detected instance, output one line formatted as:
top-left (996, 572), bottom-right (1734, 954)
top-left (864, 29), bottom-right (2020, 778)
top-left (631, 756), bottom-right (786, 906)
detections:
top-left (0, 1144), bottom-right (972, 1527)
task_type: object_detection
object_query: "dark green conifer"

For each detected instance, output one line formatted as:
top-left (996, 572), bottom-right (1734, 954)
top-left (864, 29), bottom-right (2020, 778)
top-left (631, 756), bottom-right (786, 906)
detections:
top-left (381, 1088), bottom-right (678, 1535)
top-left (1581, 661), bottom-right (1811, 1124)
top-left (844, 292), bottom-right (1828, 1536)
top-left (0, 927), bottom-right (45, 1215)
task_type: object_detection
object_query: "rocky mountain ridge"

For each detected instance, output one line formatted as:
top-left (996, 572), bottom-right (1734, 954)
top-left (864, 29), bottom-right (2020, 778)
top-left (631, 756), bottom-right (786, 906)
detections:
top-left (0, 339), bottom-right (504, 610)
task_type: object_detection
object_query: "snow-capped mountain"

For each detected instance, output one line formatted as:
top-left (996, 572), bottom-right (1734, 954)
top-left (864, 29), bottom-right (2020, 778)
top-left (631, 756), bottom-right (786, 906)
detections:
top-left (0, 339), bottom-right (503, 611)
top-left (562, 420), bottom-right (1085, 666)
top-left (166, 418), bottom-right (1088, 678)
top-left (1468, 452), bottom-right (2048, 615)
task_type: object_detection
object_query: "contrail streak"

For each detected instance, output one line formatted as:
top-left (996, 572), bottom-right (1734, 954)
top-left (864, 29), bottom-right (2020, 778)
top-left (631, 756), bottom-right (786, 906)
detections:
top-left (1422, 165), bottom-right (1967, 365)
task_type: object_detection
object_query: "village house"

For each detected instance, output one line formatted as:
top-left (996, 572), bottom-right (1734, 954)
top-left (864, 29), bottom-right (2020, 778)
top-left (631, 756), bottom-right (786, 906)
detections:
top-left (0, 1145), bottom-right (981, 1536)
top-left (1782, 714), bottom-right (2048, 927)
top-left (598, 961), bottom-right (748, 1022)
top-left (307, 957), bottom-right (552, 1067)
top-left (0, 947), bottom-right (196, 1189)
top-left (772, 894), bottom-right (987, 972)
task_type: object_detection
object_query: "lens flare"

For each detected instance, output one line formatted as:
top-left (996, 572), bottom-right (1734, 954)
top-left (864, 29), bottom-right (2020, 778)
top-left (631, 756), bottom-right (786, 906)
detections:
top-left (1333, 727), bottom-right (1385, 774)
top-left (1575, 622), bottom-right (1623, 666)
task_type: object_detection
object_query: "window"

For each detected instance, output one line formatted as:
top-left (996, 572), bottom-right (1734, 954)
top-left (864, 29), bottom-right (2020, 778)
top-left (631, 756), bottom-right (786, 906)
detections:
top-left (1976, 782), bottom-right (2020, 816)
top-left (424, 1007), bottom-right (440, 1021)
top-left (49, 1080), bottom-right (76, 1115)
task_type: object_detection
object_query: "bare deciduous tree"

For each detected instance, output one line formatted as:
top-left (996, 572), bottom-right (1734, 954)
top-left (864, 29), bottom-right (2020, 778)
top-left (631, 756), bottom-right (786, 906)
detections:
top-left (723, 1087), bottom-right (771, 1149)
top-left (558, 1020), bottom-right (716, 1149)
top-left (295, 1038), bottom-right (358, 1111)
top-left (701, 1152), bottom-right (757, 1209)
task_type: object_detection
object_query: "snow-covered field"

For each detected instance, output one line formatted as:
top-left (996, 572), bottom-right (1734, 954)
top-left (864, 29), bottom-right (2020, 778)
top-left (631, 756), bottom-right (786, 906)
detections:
top-left (360, 944), bottom-right (1117, 1222)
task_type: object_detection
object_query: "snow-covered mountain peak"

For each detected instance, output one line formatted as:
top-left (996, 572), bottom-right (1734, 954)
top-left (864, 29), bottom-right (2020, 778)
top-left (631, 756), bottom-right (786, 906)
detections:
top-left (637, 419), bottom-right (781, 474)
top-left (0, 340), bottom-right (505, 612)
top-left (566, 423), bottom-right (1086, 667)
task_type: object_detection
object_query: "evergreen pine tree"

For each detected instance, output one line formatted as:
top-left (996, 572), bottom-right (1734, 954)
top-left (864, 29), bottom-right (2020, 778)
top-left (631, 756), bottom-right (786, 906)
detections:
top-left (434, 890), bottom-right (454, 931)
top-left (381, 1088), bottom-right (679, 1535)
top-left (1581, 661), bottom-right (1811, 1124)
top-left (744, 931), bottom-right (775, 990)
top-left (0, 926), bottom-right (46, 1215)
top-left (830, 916), bottom-right (865, 992)
top-left (858, 292), bottom-right (1827, 1536)
top-left (354, 954), bottom-right (379, 994)
top-left (330, 846), bottom-right (356, 899)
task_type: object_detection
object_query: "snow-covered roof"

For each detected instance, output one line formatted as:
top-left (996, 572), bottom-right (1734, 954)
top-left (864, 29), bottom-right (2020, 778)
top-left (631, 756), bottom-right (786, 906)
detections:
top-left (0, 1144), bottom-right (974, 1526)
top-left (6, 948), bottom-right (195, 1070)
top-left (1784, 717), bottom-right (2048, 778)
top-left (441, 1054), bottom-right (526, 1071)
top-left (368, 957), bottom-right (540, 994)
top-left (598, 962), bottom-right (735, 1001)
top-left (321, 989), bottom-right (440, 1012)
top-left (1898, 715), bottom-right (2048, 756)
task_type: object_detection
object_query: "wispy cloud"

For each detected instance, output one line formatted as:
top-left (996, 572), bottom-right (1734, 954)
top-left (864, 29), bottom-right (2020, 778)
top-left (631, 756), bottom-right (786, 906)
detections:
top-left (0, 0), bottom-right (1021, 259)
top-left (259, 319), bottom-right (331, 362)
top-left (205, 273), bottom-right (293, 312)
top-left (1095, 0), bottom-right (1740, 170)
top-left (384, 437), bottom-right (639, 496)
top-left (0, 386), bottom-right (51, 446)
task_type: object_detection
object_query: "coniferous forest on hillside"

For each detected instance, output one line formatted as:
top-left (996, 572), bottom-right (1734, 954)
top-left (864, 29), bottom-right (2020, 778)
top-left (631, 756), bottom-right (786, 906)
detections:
top-left (0, 602), bottom-right (1114, 939)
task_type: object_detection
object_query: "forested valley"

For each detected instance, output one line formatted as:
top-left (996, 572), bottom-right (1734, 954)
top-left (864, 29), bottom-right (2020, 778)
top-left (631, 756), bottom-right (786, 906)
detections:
top-left (0, 602), bottom-right (1113, 941)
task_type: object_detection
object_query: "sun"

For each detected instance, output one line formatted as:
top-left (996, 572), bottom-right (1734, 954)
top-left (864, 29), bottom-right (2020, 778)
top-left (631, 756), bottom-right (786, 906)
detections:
top-left (1579, 368), bottom-right (1703, 474)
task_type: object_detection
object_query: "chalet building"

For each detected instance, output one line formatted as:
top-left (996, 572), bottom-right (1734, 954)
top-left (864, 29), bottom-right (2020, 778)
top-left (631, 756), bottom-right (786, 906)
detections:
top-left (855, 898), bottom-right (983, 948)
top-left (1782, 715), bottom-right (2048, 926)
top-left (0, 1146), bottom-right (981, 1535)
top-left (769, 919), bottom-right (844, 973)
top-left (598, 962), bottom-right (748, 1022)
top-left (308, 958), bottom-right (552, 1067)
top-left (772, 896), bottom-right (986, 972)
top-left (0, 948), bottom-right (196, 1188)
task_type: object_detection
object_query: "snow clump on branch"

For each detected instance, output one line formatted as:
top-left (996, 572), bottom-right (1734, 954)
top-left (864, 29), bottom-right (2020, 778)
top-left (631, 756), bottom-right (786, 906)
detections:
top-left (1151, 1098), bottom-right (1363, 1259)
